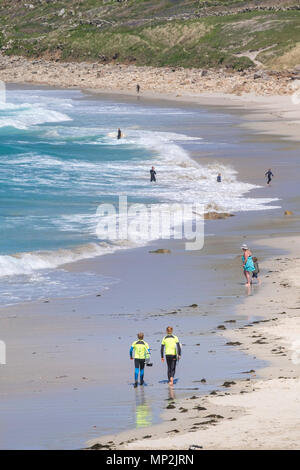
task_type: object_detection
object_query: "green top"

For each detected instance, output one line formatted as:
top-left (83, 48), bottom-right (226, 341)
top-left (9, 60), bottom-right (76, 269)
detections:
top-left (131, 340), bottom-right (150, 359)
top-left (161, 335), bottom-right (179, 356)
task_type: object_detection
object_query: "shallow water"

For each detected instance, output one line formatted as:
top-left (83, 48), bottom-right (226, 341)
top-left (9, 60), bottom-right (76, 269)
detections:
top-left (0, 86), bottom-right (279, 304)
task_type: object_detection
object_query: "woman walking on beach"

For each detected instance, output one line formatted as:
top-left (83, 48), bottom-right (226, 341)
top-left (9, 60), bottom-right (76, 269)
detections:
top-left (241, 244), bottom-right (256, 286)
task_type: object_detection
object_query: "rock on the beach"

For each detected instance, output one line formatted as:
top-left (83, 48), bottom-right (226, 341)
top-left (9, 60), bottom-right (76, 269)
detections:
top-left (222, 381), bottom-right (236, 388)
top-left (149, 249), bottom-right (171, 254)
top-left (205, 414), bottom-right (224, 419)
top-left (204, 212), bottom-right (234, 219)
top-left (193, 405), bottom-right (207, 410)
top-left (90, 443), bottom-right (111, 449)
top-left (284, 210), bottom-right (294, 216)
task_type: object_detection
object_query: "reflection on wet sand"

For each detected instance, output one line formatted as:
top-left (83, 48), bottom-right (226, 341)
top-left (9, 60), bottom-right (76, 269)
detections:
top-left (135, 388), bottom-right (153, 428)
top-left (134, 386), bottom-right (177, 429)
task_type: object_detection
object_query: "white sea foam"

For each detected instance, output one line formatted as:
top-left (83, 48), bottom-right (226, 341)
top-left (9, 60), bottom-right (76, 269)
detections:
top-left (2, 128), bottom-right (279, 214)
top-left (53, 128), bottom-right (278, 213)
top-left (0, 101), bottom-right (71, 129)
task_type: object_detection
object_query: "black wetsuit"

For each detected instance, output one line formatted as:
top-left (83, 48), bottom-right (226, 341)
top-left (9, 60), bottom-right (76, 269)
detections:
top-left (161, 337), bottom-right (181, 381)
top-left (117, 129), bottom-right (122, 140)
top-left (265, 170), bottom-right (273, 184)
top-left (166, 356), bottom-right (177, 381)
top-left (150, 169), bottom-right (156, 182)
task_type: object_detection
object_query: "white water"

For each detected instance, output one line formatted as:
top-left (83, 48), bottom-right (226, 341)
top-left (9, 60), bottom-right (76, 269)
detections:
top-left (0, 87), bottom-right (280, 303)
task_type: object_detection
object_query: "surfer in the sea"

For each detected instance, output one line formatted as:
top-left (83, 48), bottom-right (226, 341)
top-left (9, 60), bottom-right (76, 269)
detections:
top-left (150, 166), bottom-right (156, 182)
top-left (117, 128), bottom-right (122, 140)
top-left (130, 333), bottom-right (150, 388)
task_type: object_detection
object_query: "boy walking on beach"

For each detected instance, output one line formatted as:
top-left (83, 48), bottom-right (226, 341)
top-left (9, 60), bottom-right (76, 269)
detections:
top-left (252, 257), bottom-right (261, 284)
top-left (130, 333), bottom-right (150, 388)
top-left (161, 327), bottom-right (181, 386)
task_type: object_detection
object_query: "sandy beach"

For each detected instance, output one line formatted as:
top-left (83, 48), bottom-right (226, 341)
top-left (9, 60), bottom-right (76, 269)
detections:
top-left (1, 52), bottom-right (300, 143)
top-left (0, 54), bottom-right (300, 449)
top-left (87, 234), bottom-right (300, 450)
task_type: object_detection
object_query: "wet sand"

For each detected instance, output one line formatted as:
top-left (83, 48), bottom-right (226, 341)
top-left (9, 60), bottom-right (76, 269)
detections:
top-left (88, 234), bottom-right (300, 450)
top-left (1, 217), bottom-right (299, 449)
top-left (0, 231), bottom-right (268, 449)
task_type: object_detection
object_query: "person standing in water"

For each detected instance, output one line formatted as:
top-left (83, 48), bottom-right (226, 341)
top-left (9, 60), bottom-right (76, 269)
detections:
top-left (241, 244), bottom-right (256, 286)
top-left (150, 166), bottom-right (156, 182)
top-left (265, 169), bottom-right (274, 185)
top-left (217, 173), bottom-right (222, 183)
top-left (161, 327), bottom-right (181, 386)
top-left (136, 84), bottom-right (140, 94)
top-left (130, 333), bottom-right (150, 388)
top-left (117, 128), bottom-right (122, 140)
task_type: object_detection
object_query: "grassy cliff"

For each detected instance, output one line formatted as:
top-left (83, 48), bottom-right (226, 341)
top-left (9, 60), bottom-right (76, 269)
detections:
top-left (0, 0), bottom-right (300, 70)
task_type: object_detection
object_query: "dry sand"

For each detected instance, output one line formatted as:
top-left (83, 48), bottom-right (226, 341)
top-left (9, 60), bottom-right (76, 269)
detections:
top-left (88, 234), bottom-right (300, 450)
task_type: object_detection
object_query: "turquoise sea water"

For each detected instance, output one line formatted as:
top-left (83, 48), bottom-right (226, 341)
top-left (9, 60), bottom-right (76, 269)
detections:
top-left (0, 87), bottom-right (278, 304)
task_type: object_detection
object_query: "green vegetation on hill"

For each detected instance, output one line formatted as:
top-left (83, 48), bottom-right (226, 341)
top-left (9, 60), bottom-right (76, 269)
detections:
top-left (0, 0), bottom-right (300, 70)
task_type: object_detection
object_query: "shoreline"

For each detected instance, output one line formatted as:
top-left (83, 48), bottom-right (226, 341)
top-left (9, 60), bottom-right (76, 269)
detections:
top-left (87, 233), bottom-right (300, 450)
top-left (1, 53), bottom-right (300, 143)
top-left (86, 88), bottom-right (300, 144)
